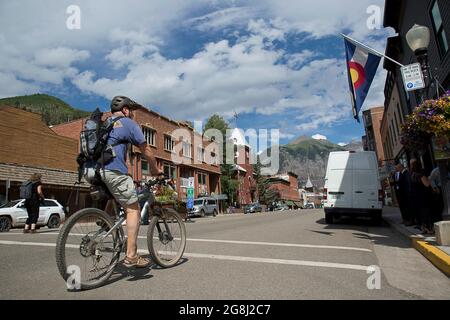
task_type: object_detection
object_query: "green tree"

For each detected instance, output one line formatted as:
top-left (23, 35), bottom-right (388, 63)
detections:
top-left (204, 114), bottom-right (238, 207)
top-left (253, 155), bottom-right (279, 205)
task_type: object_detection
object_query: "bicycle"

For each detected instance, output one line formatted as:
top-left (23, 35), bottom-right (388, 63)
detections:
top-left (55, 177), bottom-right (186, 290)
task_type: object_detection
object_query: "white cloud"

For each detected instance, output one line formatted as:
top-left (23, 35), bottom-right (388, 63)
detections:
top-left (312, 134), bottom-right (327, 140)
top-left (34, 47), bottom-right (90, 68)
top-left (338, 142), bottom-right (347, 147)
top-left (0, 0), bottom-right (392, 132)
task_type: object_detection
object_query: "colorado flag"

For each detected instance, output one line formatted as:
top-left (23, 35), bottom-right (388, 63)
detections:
top-left (344, 37), bottom-right (381, 122)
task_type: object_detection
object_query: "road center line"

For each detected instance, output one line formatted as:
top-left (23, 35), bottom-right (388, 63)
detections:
top-left (1, 232), bottom-right (372, 252)
top-left (0, 240), bottom-right (370, 272)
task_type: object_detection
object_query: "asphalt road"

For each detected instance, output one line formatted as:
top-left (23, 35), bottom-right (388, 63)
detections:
top-left (1, 209), bottom-right (449, 300)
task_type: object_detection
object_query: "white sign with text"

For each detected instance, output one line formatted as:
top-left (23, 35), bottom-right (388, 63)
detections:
top-left (401, 63), bottom-right (425, 92)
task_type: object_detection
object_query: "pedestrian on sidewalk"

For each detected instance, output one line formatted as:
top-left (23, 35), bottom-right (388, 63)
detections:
top-left (409, 159), bottom-right (433, 235)
top-left (428, 163), bottom-right (448, 226)
top-left (23, 173), bottom-right (45, 233)
top-left (393, 162), bottom-right (413, 225)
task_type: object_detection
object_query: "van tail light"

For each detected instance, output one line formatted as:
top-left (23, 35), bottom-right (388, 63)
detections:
top-left (323, 188), bottom-right (328, 201)
top-left (378, 190), bottom-right (384, 202)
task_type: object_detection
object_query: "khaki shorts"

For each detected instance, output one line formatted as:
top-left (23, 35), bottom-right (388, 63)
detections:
top-left (102, 170), bottom-right (138, 207)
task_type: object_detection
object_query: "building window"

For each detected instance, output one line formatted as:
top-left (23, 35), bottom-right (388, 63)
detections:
top-left (198, 172), bottom-right (207, 185)
top-left (391, 119), bottom-right (397, 143)
top-left (142, 127), bottom-right (156, 146)
top-left (182, 141), bottom-right (192, 158)
top-left (393, 112), bottom-right (400, 141)
top-left (389, 124), bottom-right (395, 149)
top-left (197, 147), bottom-right (205, 162)
top-left (431, 0), bottom-right (449, 57)
top-left (164, 135), bottom-right (175, 152)
top-left (163, 162), bottom-right (177, 179)
top-left (142, 159), bottom-right (149, 175)
top-left (397, 103), bottom-right (404, 123)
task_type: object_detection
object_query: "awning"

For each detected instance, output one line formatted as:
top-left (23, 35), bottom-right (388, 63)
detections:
top-left (212, 194), bottom-right (228, 200)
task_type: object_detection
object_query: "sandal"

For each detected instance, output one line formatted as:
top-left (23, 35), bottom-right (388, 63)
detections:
top-left (123, 255), bottom-right (150, 268)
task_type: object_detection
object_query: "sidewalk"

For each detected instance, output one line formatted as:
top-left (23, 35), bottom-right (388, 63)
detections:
top-left (383, 206), bottom-right (450, 277)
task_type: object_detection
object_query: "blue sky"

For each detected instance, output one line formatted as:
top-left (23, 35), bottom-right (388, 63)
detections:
top-left (0, 0), bottom-right (393, 149)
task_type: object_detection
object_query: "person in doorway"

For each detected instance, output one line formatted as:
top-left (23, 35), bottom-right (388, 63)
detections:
top-left (428, 163), bottom-right (448, 226)
top-left (409, 159), bottom-right (433, 235)
top-left (23, 173), bottom-right (45, 233)
top-left (393, 162), bottom-right (412, 225)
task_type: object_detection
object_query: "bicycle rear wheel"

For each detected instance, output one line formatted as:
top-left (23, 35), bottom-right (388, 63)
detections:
top-left (147, 208), bottom-right (186, 268)
top-left (55, 208), bottom-right (123, 290)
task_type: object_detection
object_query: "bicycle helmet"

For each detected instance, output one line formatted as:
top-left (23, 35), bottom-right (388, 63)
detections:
top-left (110, 96), bottom-right (138, 112)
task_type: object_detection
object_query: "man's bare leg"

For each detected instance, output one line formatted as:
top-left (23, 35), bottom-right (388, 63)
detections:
top-left (124, 202), bottom-right (141, 258)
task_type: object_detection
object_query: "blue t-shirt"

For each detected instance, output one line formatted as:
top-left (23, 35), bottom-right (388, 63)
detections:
top-left (105, 116), bottom-right (146, 174)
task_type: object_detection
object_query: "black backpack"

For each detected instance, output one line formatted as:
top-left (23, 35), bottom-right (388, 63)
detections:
top-left (20, 180), bottom-right (35, 200)
top-left (76, 108), bottom-right (124, 183)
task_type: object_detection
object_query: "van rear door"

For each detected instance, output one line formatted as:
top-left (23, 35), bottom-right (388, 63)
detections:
top-left (351, 152), bottom-right (380, 210)
top-left (326, 152), bottom-right (353, 209)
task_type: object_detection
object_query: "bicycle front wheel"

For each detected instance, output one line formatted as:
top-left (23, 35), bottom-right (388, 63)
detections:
top-left (147, 208), bottom-right (186, 268)
top-left (55, 208), bottom-right (123, 290)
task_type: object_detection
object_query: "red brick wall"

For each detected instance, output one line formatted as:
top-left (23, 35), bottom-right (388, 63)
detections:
top-left (268, 174), bottom-right (300, 201)
top-left (233, 145), bottom-right (256, 206)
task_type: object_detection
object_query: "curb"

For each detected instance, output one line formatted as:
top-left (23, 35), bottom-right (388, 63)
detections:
top-left (383, 215), bottom-right (450, 277)
top-left (412, 238), bottom-right (450, 277)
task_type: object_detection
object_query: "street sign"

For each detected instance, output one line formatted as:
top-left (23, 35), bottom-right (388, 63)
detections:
top-left (401, 63), bottom-right (425, 92)
top-left (188, 177), bottom-right (195, 188)
top-left (186, 177), bottom-right (195, 209)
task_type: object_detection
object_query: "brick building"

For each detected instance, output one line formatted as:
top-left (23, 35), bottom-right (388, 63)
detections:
top-left (267, 172), bottom-right (302, 209)
top-left (362, 107), bottom-right (386, 166)
top-left (0, 106), bottom-right (90, 212)
top-left (227, 128), bottom-right (257, 207)
top-left (51, 105), bottom-right (222, 205)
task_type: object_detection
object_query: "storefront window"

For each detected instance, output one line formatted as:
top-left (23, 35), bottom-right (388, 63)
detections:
top-left (163, 162), bottom-right (177, 179)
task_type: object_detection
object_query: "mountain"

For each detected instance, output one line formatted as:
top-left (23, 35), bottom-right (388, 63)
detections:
top-left (0, 94), bottom-right (90, 125)
top-left (342, 140), bottom-right (364, 152)
top-left (278, 137), bottom-right (346, 189)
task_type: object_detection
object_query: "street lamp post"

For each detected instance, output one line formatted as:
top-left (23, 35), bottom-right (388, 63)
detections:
top-left (406, 24), bottom-right (431, 103)
top-left (406, 24), bottom-right (450, 217)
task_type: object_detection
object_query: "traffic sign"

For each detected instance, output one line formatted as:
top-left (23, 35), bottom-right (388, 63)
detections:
top-left (187, 198), bottom-right (194, 208)
top-left (401, 63), bottom-right (425, 92)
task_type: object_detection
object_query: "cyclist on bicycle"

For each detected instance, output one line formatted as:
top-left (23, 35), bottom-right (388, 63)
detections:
top-left (103, 95), bottom-right (163, 268)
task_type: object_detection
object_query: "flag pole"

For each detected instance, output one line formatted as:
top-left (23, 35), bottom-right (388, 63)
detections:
top-left (341, 33), bottom-right (404, 68)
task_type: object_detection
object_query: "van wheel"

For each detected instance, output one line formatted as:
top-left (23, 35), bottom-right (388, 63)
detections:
top-left (0, 216), bottom-right (12, 232)
top-left (325, 212), bottom-right (334, 224)
top-left (200, 210), bottom-right (205, 217)
top-left (212, 210), bottom-right (217, 217)
top-left (372, 212), bottom-right (382, 225)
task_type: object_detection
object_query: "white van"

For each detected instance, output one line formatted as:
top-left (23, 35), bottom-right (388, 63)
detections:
top-left (323, 151), bottom-right (383, 224)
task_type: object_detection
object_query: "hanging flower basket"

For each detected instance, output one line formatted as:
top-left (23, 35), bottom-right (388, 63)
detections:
top-left (400, 91), bottom-right (450, 155)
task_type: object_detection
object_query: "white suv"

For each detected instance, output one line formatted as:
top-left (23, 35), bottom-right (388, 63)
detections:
top-left (0, 199), bottom-right (66, 232)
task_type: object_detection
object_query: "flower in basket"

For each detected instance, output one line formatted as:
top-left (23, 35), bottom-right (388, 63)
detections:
top-left (154, 185), bottom-right (176, 205)
top-left (400, 92), bottom-right (450, 154)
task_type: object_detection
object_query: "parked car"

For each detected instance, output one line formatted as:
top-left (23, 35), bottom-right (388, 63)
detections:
top-left (187, 197), bottom-right (218, 217)
top-left (304, 203), bottom-right (315, 209)
top-left (323, 151), bottom-right (383, 224)
top-left (244, 203), bottom-right (262, 214)
top-left (0, 199), bottom-right (66, 232)
top-left (273, 204), bottom-right (289, 211)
